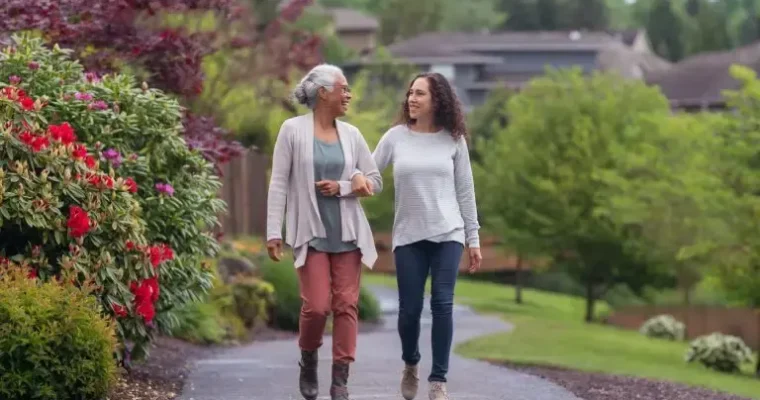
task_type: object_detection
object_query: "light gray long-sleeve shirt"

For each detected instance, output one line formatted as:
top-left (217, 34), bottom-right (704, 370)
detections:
top-left (265, 113), bottom-right (382, 268)
top-left (367, 124), bottom-right (480, 250)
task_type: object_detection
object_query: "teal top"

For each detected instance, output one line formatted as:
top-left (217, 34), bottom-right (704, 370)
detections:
top-left (309, 137), bottom-right (358, 253)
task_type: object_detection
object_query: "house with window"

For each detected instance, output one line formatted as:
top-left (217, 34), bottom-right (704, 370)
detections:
top-left (342, 29), bottom-right (670, 110)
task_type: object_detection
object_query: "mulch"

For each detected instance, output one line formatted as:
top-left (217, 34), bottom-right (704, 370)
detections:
top-left (491, 360), bottom-right (755, 400)
top-left (106, 320), bottom-right (384, 400)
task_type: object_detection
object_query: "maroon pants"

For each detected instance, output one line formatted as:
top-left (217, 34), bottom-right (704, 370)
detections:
top-left (297, 248), bottom-right (362, 364)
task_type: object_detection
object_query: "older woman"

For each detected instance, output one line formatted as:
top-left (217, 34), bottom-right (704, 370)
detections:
top-left (265, 64), bottom-right (380, 400)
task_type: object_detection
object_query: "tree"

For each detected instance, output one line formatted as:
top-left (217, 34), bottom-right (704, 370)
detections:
top-left (707, 66), bottom-right (760, 311)
top-left (474, 137), bottom-right (549, 305)
top-left (571, 0), bottom-right (609, 30)
top-left (0, 0), bottom-right (322, 168)
top-left (599, 114), bottom-right (737, 309)
top-left (378, 0), bottom-right (444, 45)
top-left (486, 68), bottom-right (674, 322)
top-left (646, 0), bottom-right (686, 61)
top-left (499, 0), bottom-right (542, 30)
top-left (468, 86), bottom-right (513, 163)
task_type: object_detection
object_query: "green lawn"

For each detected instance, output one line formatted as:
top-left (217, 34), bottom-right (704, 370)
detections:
top-left (362, 272), bottom-right (760, 399)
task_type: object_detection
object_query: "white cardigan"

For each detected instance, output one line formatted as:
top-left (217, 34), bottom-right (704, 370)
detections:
top-left (265, 113), bottom-right (382, 268)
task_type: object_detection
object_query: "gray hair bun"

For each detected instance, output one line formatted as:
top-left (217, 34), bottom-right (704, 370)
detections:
top-left (291, 64), bottom-right (344, 110)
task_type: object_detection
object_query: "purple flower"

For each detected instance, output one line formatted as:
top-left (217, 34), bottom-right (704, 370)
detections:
top-left (75, 92), bottom-right (94, 101)
top-left (102, 148), bottom-right (122, 168)
top-left (84, 72), bottom-right (100, 83)
top-left (9, 75), bottom-right (21, 85)
top-left (88, 100), bottom-right (108, 111)
top-left (28, 62), bottom-right (39, 70)
top-left (155, 182), bottom-right (175, 197)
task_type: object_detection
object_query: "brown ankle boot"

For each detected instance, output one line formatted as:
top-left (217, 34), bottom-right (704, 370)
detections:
top-left (298, 350), bottom-right (318, 400)
top-left (330, 362), bottom-right (351, 400)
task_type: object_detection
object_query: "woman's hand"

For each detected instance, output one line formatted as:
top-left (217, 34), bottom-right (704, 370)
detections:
top-left (266, 239), bottom-right (283, 262)
top-left (467, 247), bottom-right (482, 273)
top-left (351, 174), bottom-right (373, 197)
top-left (316, 180), bottom-right (340, 196)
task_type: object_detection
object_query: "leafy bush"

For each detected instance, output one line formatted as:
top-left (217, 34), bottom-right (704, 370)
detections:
top-left (259, 258), bottom-right (382, 331)
top-left (0, 34), bottom-right (227, 360)
top-left (231, 276), bottom-right (275, 328)
top-left (260, 258), bottom-right (302, 331)
top-left (639, 314), bottom-right (686, 341)
top-left (685, 333), bottom-right (754, 373)
top-left (358, 285), bottom-right (381, 322)
top-left (0, 268), bottom-right (118, 400)
top-left (0, 47), bottom-right (173, 364)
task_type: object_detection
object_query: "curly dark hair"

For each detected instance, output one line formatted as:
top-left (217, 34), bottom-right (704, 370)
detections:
top-left (395, 72), bottom-right (468, 139)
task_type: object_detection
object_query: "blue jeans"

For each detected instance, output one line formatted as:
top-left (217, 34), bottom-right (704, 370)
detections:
top-left (394, 240), bottom-right (463, 383)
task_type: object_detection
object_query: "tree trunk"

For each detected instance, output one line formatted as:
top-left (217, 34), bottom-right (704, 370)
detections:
top-left (585, 282), bottom-right (596, 323)
top-left (515, 254), bottom-right (523, 304)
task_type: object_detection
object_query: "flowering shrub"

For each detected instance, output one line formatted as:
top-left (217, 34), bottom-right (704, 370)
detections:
top-left (639, 314), bottom-right (686, 341)
top-left (0, 34), bottom-right (226, 362)
top-left (0, 78), bottom-right (170, 362)
top-left (0, 268), bottom-right (118, 399)
top-left (685, 333), bottom-right (755, 373)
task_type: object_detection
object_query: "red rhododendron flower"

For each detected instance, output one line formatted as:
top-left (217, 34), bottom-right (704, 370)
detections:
top-left (149, 246), bottom-right (163, 268)
top-left (161, 244), bottom-right (174, 262)
top-left (87, 173), bottom-right (101, 187)
top-left (72, 144), bottom-right (87, 159)
top-left (31, 136), bottom-right (49, 152)
top-left (113, 304), bottom-right (128, 318)
top-left (124, 177), bottom-right (138, 193)
top-left (20, 96), bottom-right (34, 111)
top-left (126, 241), bottom-right (135, 251)
top-left (19, 131), bottom-right (34, 145)
top-left (49, 123), bottom-right (77, 144)
top-left (85, 155), bottom-right (96, 169)
top-left (67, 205), bottom-right (91, 238)
top-left (136, 301), bottom-right (155, 322)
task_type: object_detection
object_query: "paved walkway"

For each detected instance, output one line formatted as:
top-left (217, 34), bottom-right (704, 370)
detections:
top-left (180, 285), bottom-right (581, 400)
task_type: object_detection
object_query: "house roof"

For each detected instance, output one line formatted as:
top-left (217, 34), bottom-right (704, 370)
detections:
top-left (387, 31), bottom-right (623, 57)
top-left (327, 7), bottom-right (379, 32)
top-left (645, 42), bottom-right (760, 107)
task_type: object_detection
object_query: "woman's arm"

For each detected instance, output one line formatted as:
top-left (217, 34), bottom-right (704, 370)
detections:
top-left (344, 127), bottom-right (395, 196)
top-left (453, 137), bottom-right (480, 248)
top-left (266, 122), bottom-right (293, 242)
top-left (338, 128), bottom-right (385, 197)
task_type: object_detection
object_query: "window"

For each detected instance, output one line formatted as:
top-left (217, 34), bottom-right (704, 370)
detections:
top-left (429, 64), bottom-right (455, 80)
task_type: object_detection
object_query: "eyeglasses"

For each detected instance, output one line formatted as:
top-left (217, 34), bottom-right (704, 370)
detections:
top-left (324, 85), bottom-right (351, 94)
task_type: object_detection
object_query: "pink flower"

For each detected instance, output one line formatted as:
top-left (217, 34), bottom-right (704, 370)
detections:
top-left (9, 75), bottom-right (21, 85)
top-left (74, 92), bottom-right (93, 101)
top-left (28, 61), bottom-right (39, 70)
top-left (84, 72), bottom-right (100, 83)
top-left (155, 182), bottom-right (175, 196)
top-left (88, 100), bottom-right (108, 111)
top-left (103, 148), bottom-right (122, 167)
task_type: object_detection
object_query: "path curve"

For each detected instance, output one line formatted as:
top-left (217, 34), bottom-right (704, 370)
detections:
top-left (180, 284), bottom-right (581, 400)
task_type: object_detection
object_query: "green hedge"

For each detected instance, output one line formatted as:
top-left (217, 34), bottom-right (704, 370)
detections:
top-left (0, 270), bottom-right (118, 400)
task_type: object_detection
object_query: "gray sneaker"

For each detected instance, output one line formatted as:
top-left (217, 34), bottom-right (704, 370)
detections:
top-left (428, 381), bottom-right (449, 400)
top-left (400, 364), bottom-right (419, 399)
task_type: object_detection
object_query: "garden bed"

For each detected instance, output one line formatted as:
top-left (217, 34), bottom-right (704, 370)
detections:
top-left (496, 361), bottom-right (755, 400)
top-left (107, 336), bottom-right (216, 400)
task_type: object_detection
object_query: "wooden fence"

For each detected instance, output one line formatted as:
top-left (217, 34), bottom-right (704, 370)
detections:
top-left (607, 305), bottom-right (760, 350)
top-left (216, 149), bottom-right (270, 238)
